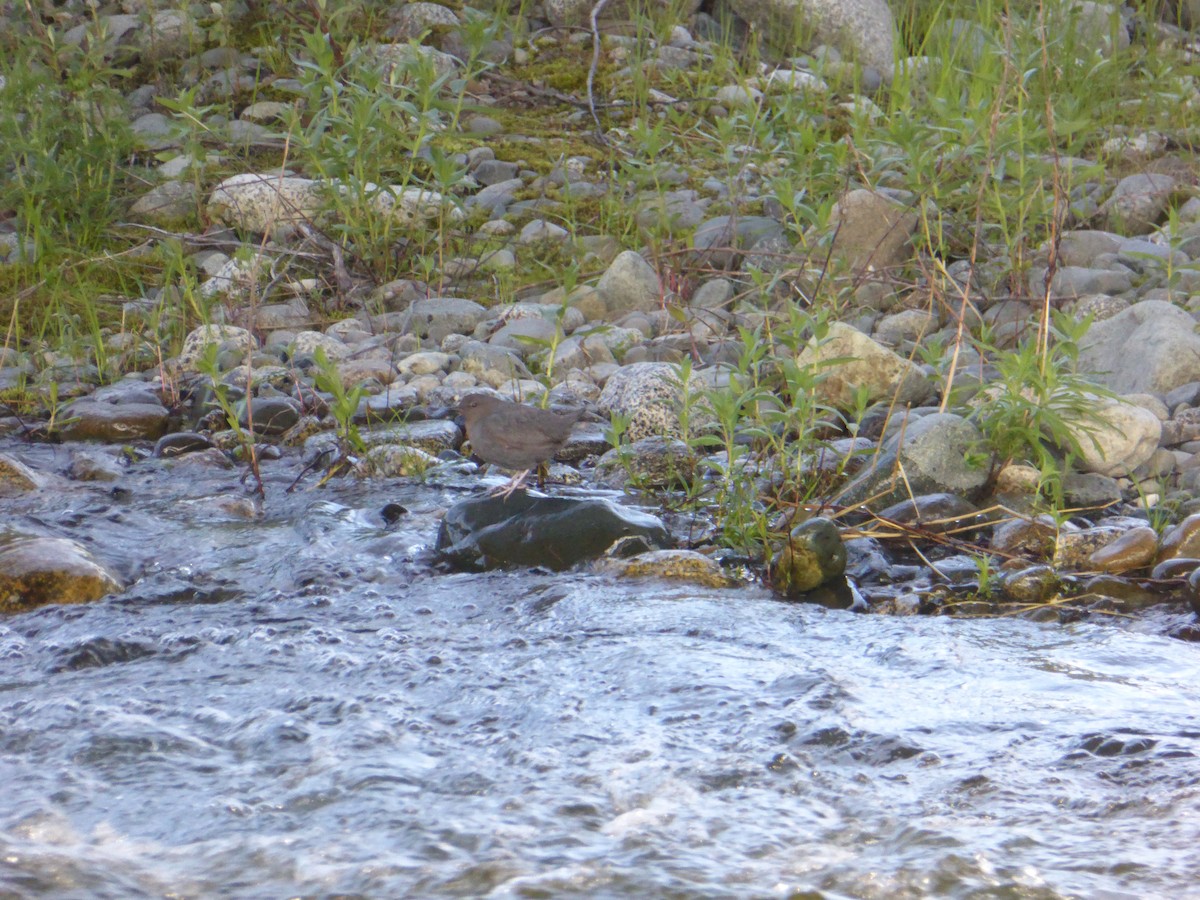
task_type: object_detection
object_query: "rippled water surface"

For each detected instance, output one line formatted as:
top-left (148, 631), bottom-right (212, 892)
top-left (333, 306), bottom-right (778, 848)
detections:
top-left (2, 441), bottom-right (1200, 898)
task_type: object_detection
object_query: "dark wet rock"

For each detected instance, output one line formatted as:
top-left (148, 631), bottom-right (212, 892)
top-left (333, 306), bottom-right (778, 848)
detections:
top-left (795, 322), bottom-right (933, 411)
top-left (1081, 574), bottom-right (1161, 611)
top-left (991, 515), bottom-right (1057, 559)
top-left (1000, 565), bottom-right (1061, 604)
top-left (436, 493), bottom-right (671, 571)
top-left (770, 517), bottom-right (847, 597)
top-left (839, 413), bottom-right (988, 510)
top-left (876, 493), bottom-right (980, 531)
top-left (57, 398), bottom-right (169, 442)
top-left (50, 637), bottom-right (158, 672)
top-left (1157, 513), bottom-right (1200, 563)
top-left (556, 424), bottom-right (612, 466)
top-left (595, 435), bottom-right (697, 489)
top-left (154, 432), bottom-right (216, 458)
top-left (1088, 525), bottom-right (1158, 573)
top-left (240, 397), bottom-right (301, 436)
top-left (597, 549), bottom-right (734, 587)
top-left (1078, 300), bottom-right (1200, 394)
top-left (0, 533), bottom-right (123, 612)
top-left (0, 453), bottom-right (44, 493)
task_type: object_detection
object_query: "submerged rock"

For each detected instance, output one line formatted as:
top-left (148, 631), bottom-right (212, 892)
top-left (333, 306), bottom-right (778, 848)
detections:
top-left (436, 493), bottom-right (671, 571)
top-left (0, 533), bottom-right (123, 612)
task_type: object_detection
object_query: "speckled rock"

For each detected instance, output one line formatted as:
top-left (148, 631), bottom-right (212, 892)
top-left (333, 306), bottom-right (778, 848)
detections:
top-left (292, 331), bottom-right (352, 361)
top-left (1053, 525), bottom-right (1126, 570)
top-left (771, 517), bottom-right (848, 596)
top-left (0, 534), bottom-right (123, 612)
top-left (597, 362), bottom-right (713, 441)
top-left (357, 444), bottom-right (441, 478)
top-left (599, 549), bottom-right (734, 587)
top-left (206, 173), bottom-right (325, 235)
top-left (177, 324), bottom-right (258, 372)
top-left (362, 419), bottom-right (462, 455)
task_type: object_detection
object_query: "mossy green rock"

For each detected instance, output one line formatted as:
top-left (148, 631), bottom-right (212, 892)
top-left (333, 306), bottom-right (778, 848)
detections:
top-left (771, 517), bottom-right (847, 597)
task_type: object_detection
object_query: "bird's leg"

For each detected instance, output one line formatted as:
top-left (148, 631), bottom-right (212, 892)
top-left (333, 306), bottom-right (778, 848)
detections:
top-left (489, 468), bottom-right (531, 499)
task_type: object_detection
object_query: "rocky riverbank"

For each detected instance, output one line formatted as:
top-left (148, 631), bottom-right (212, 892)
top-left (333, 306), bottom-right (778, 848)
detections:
top-left (3, 0), bottom-right (1200, 636)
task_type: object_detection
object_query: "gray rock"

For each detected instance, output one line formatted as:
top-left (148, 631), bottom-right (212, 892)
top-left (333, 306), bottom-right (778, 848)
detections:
top-left (1067, 396), bottom-right (1162, 477)
top-left (207, 173), bottom-right (325, 235)
top-left (472, 159), bottom-right (519, 185)
top-left (435, 493), bottom-right (671, 570)
top-left (456, 340), bottom-right (533, 387)
top-left (692, 215), bottom-right (785, 270)
top-left (1098, 172), bottom-right (1180, 235)
top-left (130, 181), bottom-right (196, 223)
top-left (596, 250), bottom-right (663, 314)
top-left (727, 0), bottom-right (895, 74)
top-left (824, 188), bottom-right (920, 274)
top-left (840, 413), bottom-right (989, 509)
top-left (386, 2), bottom-right (459, 41)
top-left (466, 178), bottom-right (524, 215)
top-left (403, 297), bottom-right (488, 344)
top-left (1045, 265), bottom-right (1135, 299)
top-left (1078, 300), bottom-right (1200, 394)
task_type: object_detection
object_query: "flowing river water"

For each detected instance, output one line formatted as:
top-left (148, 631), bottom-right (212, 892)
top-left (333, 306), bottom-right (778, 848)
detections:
top-left (2, 440), bottom-right (1199, 898)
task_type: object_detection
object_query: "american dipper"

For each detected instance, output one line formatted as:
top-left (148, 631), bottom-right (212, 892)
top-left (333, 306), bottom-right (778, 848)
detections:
top-left (456, 393), bottom-right (583, 497)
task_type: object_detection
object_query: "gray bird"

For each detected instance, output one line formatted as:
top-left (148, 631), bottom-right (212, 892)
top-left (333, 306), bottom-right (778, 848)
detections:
top-left (456, 392), bottom-right (583, 497)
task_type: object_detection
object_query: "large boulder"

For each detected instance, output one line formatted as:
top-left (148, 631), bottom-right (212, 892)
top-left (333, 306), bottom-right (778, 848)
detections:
top-left (1077, 301), bottom-right (1200, 394)
top-left (727, 0), bottom-right (895, 74)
